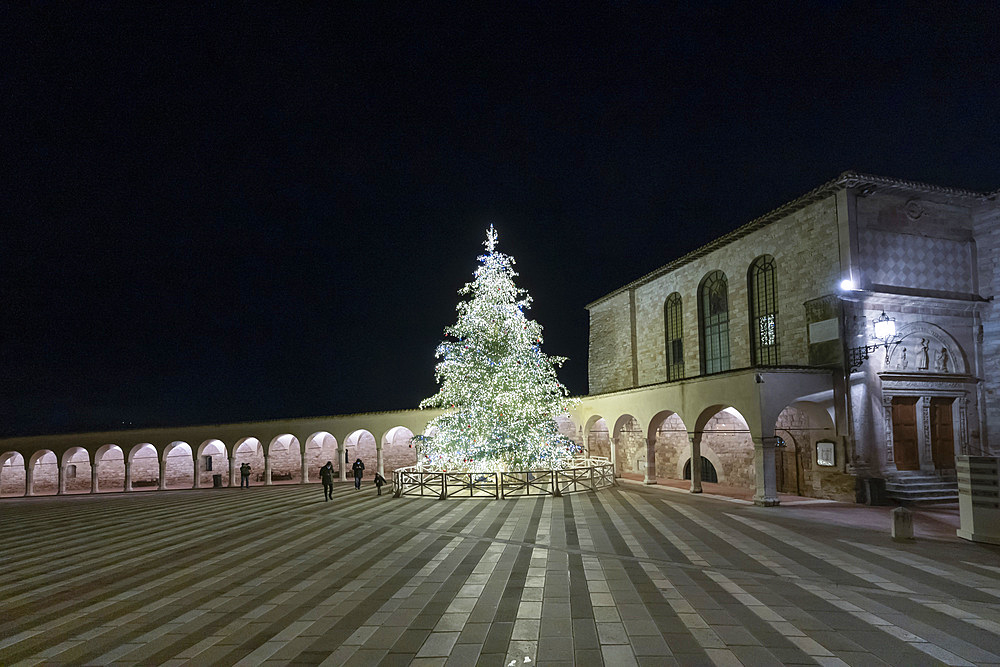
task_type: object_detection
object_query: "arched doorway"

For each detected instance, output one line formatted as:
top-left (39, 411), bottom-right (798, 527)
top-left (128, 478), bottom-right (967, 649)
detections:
top-left (683, 457), bottom-right (718, 483)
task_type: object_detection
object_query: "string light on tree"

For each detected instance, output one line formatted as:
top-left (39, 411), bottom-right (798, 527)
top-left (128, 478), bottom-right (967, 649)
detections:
top-left (414, 226), bottom-right (579, 472)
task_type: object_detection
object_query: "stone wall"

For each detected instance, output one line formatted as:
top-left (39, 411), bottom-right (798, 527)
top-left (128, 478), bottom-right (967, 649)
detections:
top-left (588, 195), bottom-right (841, 393)
top-left (652, 413), bottom-right (687, 479)
top-left (975, 205), bottom-right (1000, 452)
top-left (614, 417), bottom-right (645, 476)
top-left (587, 291), bottom-right (634, 394)
top-left (700, 411), bottom-right (754, 489)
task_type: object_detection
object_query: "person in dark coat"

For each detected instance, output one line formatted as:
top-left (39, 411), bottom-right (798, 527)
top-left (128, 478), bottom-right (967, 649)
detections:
top-left (352, 458), bottom-right (365, 490)
top-left (319, 461), bottom-right (335, 501)
top-left (239, 462), bottom-right (251, 488)
top-left (374, 471), bottom-right (386, 495)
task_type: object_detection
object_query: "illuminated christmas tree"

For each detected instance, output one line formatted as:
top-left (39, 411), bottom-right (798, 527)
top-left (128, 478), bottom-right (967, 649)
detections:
top-left (417, 226), bottom-right (579, 472)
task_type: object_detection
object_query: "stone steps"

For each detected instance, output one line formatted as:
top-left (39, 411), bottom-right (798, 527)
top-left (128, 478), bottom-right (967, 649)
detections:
top-left (885, 472), bottom-right (958, 504)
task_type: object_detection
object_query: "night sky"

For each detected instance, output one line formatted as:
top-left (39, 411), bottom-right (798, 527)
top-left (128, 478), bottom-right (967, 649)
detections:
top-left (3, 3), bottom-right (999, 437)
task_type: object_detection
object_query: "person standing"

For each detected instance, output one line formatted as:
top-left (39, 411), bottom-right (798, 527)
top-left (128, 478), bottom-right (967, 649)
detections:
top-left (320, 461), bottom-right (335, 501)
top-left (352, 458), bottom-right (365, 490)
top-left (239, 462), bottom-right (251, 488)
top-left (374, 471), bottom-right (386, 496)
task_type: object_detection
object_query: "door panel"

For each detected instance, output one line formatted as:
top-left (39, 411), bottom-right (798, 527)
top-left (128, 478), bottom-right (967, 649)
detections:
top-left (930, 398), bottom-right (956, 470)
top-left (892, 397), bottom-right (920, 471)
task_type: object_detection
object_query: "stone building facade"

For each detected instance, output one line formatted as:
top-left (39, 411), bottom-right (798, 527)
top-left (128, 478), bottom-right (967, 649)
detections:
top-left (578, 172), bottom-right (998, 503)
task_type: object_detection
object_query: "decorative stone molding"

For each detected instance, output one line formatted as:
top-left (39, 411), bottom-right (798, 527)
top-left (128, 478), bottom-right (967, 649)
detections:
top-left (882, 395), bottom-right (896, 465)
top-left (886, 321), bottom-right (967, 375)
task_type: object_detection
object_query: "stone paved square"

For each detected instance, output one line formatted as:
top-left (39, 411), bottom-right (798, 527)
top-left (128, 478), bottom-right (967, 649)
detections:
top-left (2, 480), bottom-right (1000, 665)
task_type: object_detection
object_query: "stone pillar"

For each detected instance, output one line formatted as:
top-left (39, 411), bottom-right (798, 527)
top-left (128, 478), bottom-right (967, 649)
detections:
top-left (919, 395), bottom-right (934, 473)
top-left (339, 445), bottom-right (347, 482)
top-left (643, 438), bottom-right (656, 484)
top-left (229, 457), bottom-right (237, 487)
top-left (611, 436), bottom-right (620, 478)
top-left (192, 455), bottom-right (201, 489)
top-left (753, 436), bottom-right (780, 507)
top-left (377, 444), bottom-right (385, 478)
top-left (58, 462), bottom-right (66, 495)
top-left (881, 395), bottom-right (898, 474)
top-left (688, 433), bottom-right (703, 493)
top-left (158, 458), bottom-right (167, 490)
top-left (300, 449), bottom-right (309, 484)
top-left (25, 464), bottom-right (34, 497)
top-left (124, 459), bottom-right (132, 492)
top-left (91, 461), bottom-right (99, 494)
top-left (959, 396), bottom-right (970, 456)
top-left (264, 455), bottom-right (272, 486)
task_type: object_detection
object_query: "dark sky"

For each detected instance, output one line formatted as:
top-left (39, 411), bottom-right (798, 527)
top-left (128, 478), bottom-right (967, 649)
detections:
top-left (3, 3), bottom-right (999, 436)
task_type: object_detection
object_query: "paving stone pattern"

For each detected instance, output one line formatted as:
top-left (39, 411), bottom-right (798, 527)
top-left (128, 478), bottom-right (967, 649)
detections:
top-left (2, 482), bottom-right (1000, 666)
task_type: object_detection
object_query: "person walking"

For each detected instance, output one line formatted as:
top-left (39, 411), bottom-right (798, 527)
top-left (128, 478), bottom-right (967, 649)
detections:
top-left (374, 471), bottom-right (386, 496)
top-left (239, 462), bottom-right (251, 488)
top-left (352, 458), bottom-right (365, 490)
top-left (319, 461), bottom-right (335, 501)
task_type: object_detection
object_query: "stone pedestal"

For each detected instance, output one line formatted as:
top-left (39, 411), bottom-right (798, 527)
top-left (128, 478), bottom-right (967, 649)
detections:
top-left (891, 507), bottom-right (913, 541)
top-left (957, 456), bottom-right (1000, 545)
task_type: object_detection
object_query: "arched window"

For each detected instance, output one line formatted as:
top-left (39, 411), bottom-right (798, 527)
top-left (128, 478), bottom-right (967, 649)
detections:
top-left (699, 271), bottom-right (730, 374)
top-left (749, 255), bottom-right (779, 365)
top-left (664, 292), bottom-right (684, 381)
top-left (683, 456), bottom-right (718, 483)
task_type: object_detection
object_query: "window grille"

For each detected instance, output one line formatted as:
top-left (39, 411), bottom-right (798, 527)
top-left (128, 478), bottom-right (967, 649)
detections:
top-left (749, 255), bottom-right (779, 365)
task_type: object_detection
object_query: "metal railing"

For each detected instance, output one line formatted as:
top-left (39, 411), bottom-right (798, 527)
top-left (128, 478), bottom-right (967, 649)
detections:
top-left (392, 458), bottom-right (614, 499)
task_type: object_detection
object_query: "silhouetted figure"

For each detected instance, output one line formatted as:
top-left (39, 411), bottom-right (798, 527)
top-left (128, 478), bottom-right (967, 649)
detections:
top-left (320, 461), bottom-right (335, 501)
top-left (352, 458), bottom-right (365, 490)
top-left (239, 462), bottom-right (251, 488)
top-left (374, 471), bottom-right (386, 495)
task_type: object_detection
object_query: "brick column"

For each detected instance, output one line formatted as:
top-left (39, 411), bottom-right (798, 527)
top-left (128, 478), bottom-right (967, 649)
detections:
top-left (264, 455), bottom-right (272, 485)
top-left (91, 461), bottom-right (99, 494)
top-left (58, 462), bottom-right (66, 495)
top-left (339, 445), bottom-right (347, 482)
top-left (158, 458), bottom-right (167, 490)
top-left (192, 455), bottom-right (201, 489)
top-left (377, 443), bottom-right (385, 478)
top-left (124, 459), bottom-right (132, 492)
top-left (228, 457), bottom-right (236, 487)
top-left (300, 449), bottom-right (309, 484)
top-left (25, 464), bottom-right (34, 497)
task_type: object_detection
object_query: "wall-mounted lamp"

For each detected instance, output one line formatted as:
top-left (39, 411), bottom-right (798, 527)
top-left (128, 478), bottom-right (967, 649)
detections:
top-left (848, 310), bottom-right (896, 372)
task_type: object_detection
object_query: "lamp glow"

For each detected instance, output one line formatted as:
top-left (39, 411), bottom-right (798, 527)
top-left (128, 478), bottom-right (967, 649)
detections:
top-left (840, 278), bottom-right (855, 291)
top-left (873, 311), bottom-right (896, 341)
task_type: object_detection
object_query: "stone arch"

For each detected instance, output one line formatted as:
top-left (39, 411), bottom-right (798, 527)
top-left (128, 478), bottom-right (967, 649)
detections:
top-left (197, 439), bottom-right (229, 487)
top-left (94, 444), bottom-right (125, 493)
top-left (129, 443), bottom-right (160, 491)
top-left (886, 321), bottom-right (968, 374)
top-left (612, 413), bottom-right (645, 477)
top-left (305, 432), bottom-right (339, 481)
top-left (584, 415), bottom-right (610, 461)
top-left (691, 405), bottom-right (755, 487)
top-left (380, 426), bottom-right (417, 475)
top-left (1, 451), bottom-right (26, 497)
top-left (29, 450), bottom-right (58, 495)
top-left (267, 434), bottom-right (302, 483)
top-left (61, 446), bottom-right (93, 494)
top-left (163, 441), bottom-right (194, 489)
top-left (647, 410), bottom-right (688, 482)
top-left (773, 400), bottom-right (840, 498)
top-left (234, 438), bottom-right (265, 485)
top-left (344, 429), bottom-right (377, 472)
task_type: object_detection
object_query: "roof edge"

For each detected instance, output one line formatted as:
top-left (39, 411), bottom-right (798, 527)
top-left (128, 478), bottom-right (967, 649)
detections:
top-left (585, 171), bottom-right (993, 310)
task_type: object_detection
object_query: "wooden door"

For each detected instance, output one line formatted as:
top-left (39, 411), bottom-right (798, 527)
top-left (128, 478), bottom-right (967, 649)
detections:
top-left (930, 398), bottom-right (956, 470)
top-left (892, 397), bottom-right (920, 471)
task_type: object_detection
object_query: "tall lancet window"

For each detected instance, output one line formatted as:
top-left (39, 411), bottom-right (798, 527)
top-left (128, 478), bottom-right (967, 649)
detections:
top-left (749, 255), bottom-right (779, 365)
top-left (699, 271), bottom-right (730, 374)
top-left (664, 292), bottom-right (684, 381)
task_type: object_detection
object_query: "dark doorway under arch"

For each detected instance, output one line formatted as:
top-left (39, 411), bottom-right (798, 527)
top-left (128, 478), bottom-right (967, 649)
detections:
top-left (683, 457), bottom-right (718, 483)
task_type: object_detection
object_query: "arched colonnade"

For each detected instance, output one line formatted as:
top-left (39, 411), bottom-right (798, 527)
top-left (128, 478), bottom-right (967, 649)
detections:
top-left (0, 411), bottom-right (435, 498)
